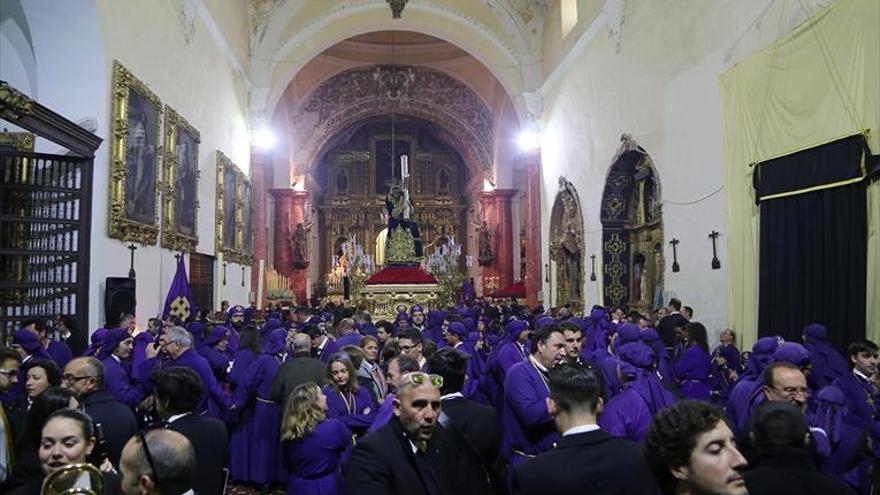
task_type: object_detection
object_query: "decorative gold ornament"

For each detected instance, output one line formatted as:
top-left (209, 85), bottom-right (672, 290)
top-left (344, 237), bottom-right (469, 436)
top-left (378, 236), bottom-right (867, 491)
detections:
top-left (0, 82), bottom-right (34, 121)
top-left (215, 151), bottom-right (253, 266)
top-left (108, 60), bottom-right (163, 245)
top-left (0, 131), bottom-right (34, 151)
top-left (360, 283), bottom-right (440, 321)
top-left (387, 0), bottom-right (409, 18)
top-left (41, 462), bottom-right (103, 495)
top-left (385, 225), bottom-right (417, 263)
top-left (161, 105), bottom-right (200, 252)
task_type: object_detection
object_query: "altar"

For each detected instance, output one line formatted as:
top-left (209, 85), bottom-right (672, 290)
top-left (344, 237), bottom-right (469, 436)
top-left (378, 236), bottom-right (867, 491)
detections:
top-left (359, 265), bottom-right (441, 320)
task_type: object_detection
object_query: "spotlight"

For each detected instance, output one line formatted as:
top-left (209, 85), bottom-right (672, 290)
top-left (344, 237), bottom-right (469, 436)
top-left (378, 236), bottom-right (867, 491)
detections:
top-left (252, 127), bottom-right (275, 150)
top-left (517, 130), bottom-right (541, 151)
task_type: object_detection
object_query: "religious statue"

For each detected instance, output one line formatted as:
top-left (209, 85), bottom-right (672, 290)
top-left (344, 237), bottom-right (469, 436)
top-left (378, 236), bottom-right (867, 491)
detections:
top-left (291, 222), bottom-right (309, 269)
top-left (477, 220), bottom-right (494, 266)
top-left (385, 155), bottom-right (423, 263)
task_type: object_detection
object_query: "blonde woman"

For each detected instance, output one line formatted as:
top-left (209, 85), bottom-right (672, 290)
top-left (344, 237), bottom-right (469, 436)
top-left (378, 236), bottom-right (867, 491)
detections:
top-left (281, 382), bottom-right (353, 495)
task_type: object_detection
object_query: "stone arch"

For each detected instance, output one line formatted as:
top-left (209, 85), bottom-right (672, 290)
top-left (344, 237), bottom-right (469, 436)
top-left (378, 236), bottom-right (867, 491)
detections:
top-left (549, 177), bottom-right (585, 311)
top-left (292, 65), bottom-right (494, 179)
top-left (600, 134), bottom-right (664, 311)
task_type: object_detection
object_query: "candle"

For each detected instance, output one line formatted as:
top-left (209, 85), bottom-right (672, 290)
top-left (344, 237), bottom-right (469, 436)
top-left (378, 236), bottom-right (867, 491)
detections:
top-left (401, 155), bottom-right (409, 178)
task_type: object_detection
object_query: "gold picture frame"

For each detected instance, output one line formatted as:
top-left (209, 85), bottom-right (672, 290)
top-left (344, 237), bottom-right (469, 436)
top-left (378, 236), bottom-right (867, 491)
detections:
top-left (161, 106), bottom-right (200, 252)
top-left (215, 151), bottom-right (252, 265)
top-left (0, 131), bottom-right (35, 152)
top-left (108, 61), bottom-right (163, 244)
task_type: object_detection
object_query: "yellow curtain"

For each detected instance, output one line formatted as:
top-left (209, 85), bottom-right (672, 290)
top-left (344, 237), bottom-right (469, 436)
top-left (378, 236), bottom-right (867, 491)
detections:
top-left (720, 0), bottom-right (880, 349)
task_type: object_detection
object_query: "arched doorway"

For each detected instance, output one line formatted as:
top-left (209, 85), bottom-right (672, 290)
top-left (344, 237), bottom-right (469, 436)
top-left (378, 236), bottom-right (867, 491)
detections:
top-left (600, 135), bottom-right (664, 312)
top-left (549, 178), bottom-right (585, 312)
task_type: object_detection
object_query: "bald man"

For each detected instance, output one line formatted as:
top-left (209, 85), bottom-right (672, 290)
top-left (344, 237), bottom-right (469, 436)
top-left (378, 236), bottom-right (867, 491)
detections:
top-left (270, 332), bottom-right (325, 403)
top-left (119, 429), bottom-right (196, 495)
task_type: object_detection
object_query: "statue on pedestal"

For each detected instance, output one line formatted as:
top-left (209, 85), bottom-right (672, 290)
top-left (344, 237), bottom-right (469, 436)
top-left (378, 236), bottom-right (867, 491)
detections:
top-left (477, 220), bottom-right (494, 266)
top-left (290, 222), bottom-right (310, 269)
top-left (384, 155), bottom-right (423, 263)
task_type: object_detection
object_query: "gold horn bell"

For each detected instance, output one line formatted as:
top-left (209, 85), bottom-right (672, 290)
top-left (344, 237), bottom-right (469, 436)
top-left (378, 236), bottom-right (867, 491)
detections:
top-left (41, 463), bottom-right (104, 495)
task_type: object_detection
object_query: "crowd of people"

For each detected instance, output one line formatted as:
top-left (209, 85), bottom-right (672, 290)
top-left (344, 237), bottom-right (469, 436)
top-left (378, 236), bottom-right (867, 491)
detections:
top-left (0, 297), bottom-right (877, 494)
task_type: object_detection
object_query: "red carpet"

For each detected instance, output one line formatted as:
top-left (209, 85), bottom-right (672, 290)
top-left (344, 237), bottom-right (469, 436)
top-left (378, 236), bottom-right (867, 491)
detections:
top-left (365, 265), bottom-right (437, 285)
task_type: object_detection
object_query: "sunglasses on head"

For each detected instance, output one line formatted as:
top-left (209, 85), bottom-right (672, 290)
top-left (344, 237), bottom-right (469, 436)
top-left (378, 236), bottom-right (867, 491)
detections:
top-left (400, 372), bottom-right (444, 389)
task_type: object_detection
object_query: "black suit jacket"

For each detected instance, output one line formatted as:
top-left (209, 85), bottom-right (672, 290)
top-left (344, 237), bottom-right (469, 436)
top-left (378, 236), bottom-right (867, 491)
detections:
top-left (657, 314), bottom-right (687, 348)
top-left (440, 396), bottom-right (504, 495)
top-left (513, 429), bottom-right (658, 495)
top-left (271, 352), bottom-right (326, 404)
top-left (345, 418), bottom-right (457, 495)
top-left (166, 413), bottom-right (229, 495)
top-left (80, 389), bottom-right (138, 466)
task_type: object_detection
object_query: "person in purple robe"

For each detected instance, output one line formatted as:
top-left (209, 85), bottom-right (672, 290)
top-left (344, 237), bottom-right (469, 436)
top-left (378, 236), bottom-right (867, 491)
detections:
top-left (831, 340), bottom-right (879, 430)
top-left (599, 341), bottom-right (678, 443)
top-left (595, 323), bottom-right (642, 399)
top-left (674, 322), bottom-right (712, 401)
top-left (322, 352), bottom-right (376, 436)
top-left (495, 320), bottom-right (530, 376)
top-left (641, 328), bottom-right (674, 383)
top-left (812, 385), bottom-right (869, 486)
top-left (726, 336), bottom-right (783, 433)
top-left (444, 322), bottom-right (488, 403)
top-left (226, 325), bottom-right (262, 482)
top-left (803, 324), bottom-right (850, 391)
top-left (260, 317), bottom-right (282, 348)
top-left (710, 345), bottom-right (742, 406)
top-left (325, 318), bottom-right (363, 357)
top-left (131, 319), bottom-right (161, 384)
top-left (225, 306), bottom-right (245, 357)
top-left (280, 382), bottom-right (353, 495)
top-left (233, 328), bottom-right (287, 485)
top-left (198, 325), bottom-right (231, 380)
top-left (583, 306), bottom-right (611, 354)
top-left (501, 325), bottom-right (567, 466)
top-left (98, 328), bottom-right (144, 408)
top-left (736, 342), bottom-right (812, 436)
top-left (83, 328), bottom-right (108, 358)
top-left (422, 310), bottom-right (446, 348)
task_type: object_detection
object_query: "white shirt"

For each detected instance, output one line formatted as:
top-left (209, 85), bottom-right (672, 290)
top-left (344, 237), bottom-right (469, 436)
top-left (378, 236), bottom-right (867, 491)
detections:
top-left (166, 412), bottom-right (192, 424)
top-left (562, 424), bottom-right (601, 437)
top-left (854, 368), bottom-right (871, 382)
top-left (441, 392), bottom-right (464, 401)
top-left (529, 355), bottom-right (549, 374)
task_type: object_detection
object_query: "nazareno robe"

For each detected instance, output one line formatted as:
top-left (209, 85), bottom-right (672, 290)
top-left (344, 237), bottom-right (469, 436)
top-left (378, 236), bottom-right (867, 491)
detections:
top-left (501, 358), bottom-right (558, 465)
top-left (227, 347), bottom-right (259, 482)
top-left (282, 418), bottom-right (353, 495)
top-left (102, 355), bottom-right (144, 408)
top-left (322, 385), bottom-right (376, 435)
top-left (675, 345), bottom-right (712, 401)
top-left (803, 324), bottom-right (849, 391)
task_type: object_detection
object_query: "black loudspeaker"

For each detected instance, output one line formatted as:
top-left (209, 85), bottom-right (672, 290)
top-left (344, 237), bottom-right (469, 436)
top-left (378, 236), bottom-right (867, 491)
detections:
top-left (105, 277), bottom-right (136, 328)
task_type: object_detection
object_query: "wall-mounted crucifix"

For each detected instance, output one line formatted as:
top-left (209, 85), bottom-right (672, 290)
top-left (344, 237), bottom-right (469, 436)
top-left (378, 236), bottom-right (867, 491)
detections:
top-left (128, 244), bottom-right (137, 278)
top-left (670, 238), bottom-right (680, 273)
top-left (222, 262), bottom-right (228, 286)
top-left (589, 254), bottom-right (597, 281)
top-left (709, 231), bottom-right (721, 269)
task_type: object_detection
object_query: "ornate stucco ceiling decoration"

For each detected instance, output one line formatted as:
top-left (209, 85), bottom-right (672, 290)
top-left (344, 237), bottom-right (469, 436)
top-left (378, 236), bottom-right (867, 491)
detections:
top-left (323, 31), bottom-right (469, 63)
top-left (290, 64), bottom-right (494, 177)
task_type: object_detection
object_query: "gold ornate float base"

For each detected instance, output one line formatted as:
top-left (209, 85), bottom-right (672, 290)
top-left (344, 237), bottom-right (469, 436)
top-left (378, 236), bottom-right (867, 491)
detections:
top-left (359, 283), bottom-right (441, 321)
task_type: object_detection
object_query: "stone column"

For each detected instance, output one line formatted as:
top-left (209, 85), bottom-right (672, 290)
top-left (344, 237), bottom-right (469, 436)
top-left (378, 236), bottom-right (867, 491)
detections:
top-left (250, 147), bottom-right (269, 308)
top-left (523, 149), bottom-right (542, 308)
top-left (479, 189), bottom-right (516, 295)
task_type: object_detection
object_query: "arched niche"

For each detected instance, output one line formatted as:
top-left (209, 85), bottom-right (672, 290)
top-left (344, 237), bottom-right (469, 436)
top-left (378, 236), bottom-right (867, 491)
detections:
top-left (549, 177), bottom-right (585, 312)
top-left (600, 135), bottom-right (664, 311)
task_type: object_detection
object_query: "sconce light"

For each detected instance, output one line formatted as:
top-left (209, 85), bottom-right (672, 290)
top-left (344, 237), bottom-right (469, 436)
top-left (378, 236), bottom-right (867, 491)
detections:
top-left (589, 254), bottom-right (597, 281)
top-left (709, 231), bottom-right (721, 270)
top-left (669, 238), bottom-right (680, 273)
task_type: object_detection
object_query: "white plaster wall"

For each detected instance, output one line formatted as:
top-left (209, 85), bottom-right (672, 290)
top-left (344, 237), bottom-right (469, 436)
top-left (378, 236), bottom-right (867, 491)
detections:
top-left (538, 0), bottom-right (801, 342)
top-left (3, 0), bottom-right (253, 333)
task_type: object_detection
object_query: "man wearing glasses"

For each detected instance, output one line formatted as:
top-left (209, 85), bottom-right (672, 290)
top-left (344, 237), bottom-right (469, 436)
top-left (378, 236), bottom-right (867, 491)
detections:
top-left (62, 357), bottom-right (138, 466)
top-left (0, 348), bottom-right (21, 485)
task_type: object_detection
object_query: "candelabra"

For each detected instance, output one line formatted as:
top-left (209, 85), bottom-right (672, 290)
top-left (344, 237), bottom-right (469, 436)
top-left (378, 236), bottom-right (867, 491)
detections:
top-left (423, 237), bottom-right (465, 307)
top-left (341, 233), bottom-right (376, 302)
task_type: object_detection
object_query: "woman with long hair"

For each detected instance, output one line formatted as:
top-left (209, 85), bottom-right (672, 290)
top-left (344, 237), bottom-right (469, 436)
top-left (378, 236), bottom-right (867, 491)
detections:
top-left (674, 322), bottom-right (712, 401)
top-left (281, 382), bottom-right (353, 495)
top-left (321, 353), bottom-right (375, 435)
top-left (7, 387), bottom-right (80, 490)
top-left (23, 359), bottom-right (61, 408)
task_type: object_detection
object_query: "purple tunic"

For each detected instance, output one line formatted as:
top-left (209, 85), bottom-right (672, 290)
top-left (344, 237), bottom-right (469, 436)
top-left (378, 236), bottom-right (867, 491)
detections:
top-left (325, 332), bottom-right (363, 356)
top-left (227, 348), bottom-right (258, 481)
top-left (173, 349), bottom-right (231, 417)
top-left (46, 340), bottom-right (72, 369)
top-left (501, 358), bottom-right (558, 465)
top-left (804, 324), bottom-right (849, 390)
top-left (832, 371), bottom-right (878, 430)
top-left (322, 385), bottom-right (376, 433)
top-left (236, 352), bottom-right (285, 484)
top-left (497, 341), bottom-right (528, 376)
top-left (101, 355), bottom-right (144, 407)
top-left (598, 388), bottom-right (657, 443)
top-left (675, 345), bottom-right (712, 401)
top-left (282, 419), bottom-right (353, 495)
top-left (131, 331), bottom-right (156, 383)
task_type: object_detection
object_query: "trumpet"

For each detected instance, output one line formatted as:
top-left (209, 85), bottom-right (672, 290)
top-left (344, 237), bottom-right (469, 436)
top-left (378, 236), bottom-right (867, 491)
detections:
top-left (41, 462), bottom-right (104, 495)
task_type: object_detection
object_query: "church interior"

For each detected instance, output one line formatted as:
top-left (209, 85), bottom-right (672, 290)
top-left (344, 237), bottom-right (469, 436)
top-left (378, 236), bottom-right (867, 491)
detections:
top-left (1, 0), bottom-right (878, 353)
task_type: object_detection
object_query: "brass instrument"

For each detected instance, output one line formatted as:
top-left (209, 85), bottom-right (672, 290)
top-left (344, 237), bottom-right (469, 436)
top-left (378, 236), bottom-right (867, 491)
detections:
top-left (41, 463), bottom-right (104, 495)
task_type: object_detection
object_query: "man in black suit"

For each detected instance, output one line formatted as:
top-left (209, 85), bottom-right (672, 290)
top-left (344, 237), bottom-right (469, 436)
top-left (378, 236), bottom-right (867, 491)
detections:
top-left (271, 333), bottom-right (325, 403)
top-left (657, 298), bottom-right (688, 349)
top-left (63, 357), bottom-right (137, 466)
top-left (428, 348), bottom-right (504, 495)
top-left (151, 366), bottom-right (229, 495)
top-left (513, 364), bottom-right (658, 495)
top-left (345, 371), bottom-right (455, 495)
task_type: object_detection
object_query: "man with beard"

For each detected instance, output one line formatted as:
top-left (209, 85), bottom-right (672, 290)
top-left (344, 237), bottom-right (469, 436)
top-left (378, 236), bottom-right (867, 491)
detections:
top-left (345, 371), bottom-right (449, 494)
top-left (410, 305), bottom-right (426, 332)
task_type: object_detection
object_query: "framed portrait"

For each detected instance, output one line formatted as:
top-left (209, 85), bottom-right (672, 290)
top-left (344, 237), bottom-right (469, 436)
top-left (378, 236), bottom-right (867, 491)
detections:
top-left (215, 151), bottom-right (252, 265)
top-left (241, 179), bottom-right (254, 255)
top-left (161, 106), bottom-right (200, 252)
top-left (108, 60), bottom-right (163, 244)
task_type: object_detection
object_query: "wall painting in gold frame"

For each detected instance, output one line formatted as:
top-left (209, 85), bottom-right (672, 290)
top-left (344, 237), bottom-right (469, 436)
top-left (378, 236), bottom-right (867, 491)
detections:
top-left (215, 151), bottom-right (252, 265)
top-left (161, 106), bottom-right (200, 252)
